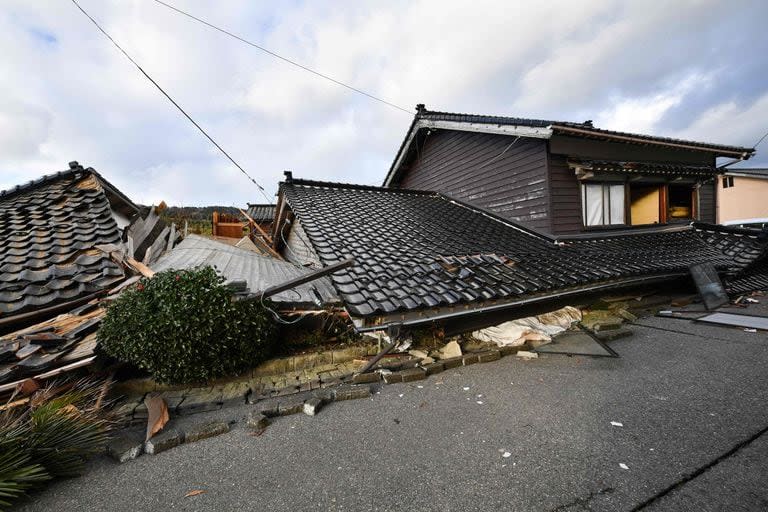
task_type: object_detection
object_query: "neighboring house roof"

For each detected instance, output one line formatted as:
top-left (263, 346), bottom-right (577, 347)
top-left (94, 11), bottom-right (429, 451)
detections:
top-left (384, 105), bottom-right (755, 186)
top-left (724, 168), bottom-right (768, 179)
top-left (151, 234), bottom-right (338, 307)
top-left (278, 177), bottom-right (768, 328)
top-left (246, 203), bottom-right (277, 223)
top-left (0, 163), bottom-right (130, 321)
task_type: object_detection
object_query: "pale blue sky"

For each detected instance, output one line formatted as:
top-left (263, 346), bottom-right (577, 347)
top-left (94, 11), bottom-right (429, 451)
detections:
top-left (1, 0), bottom-right (767, 206)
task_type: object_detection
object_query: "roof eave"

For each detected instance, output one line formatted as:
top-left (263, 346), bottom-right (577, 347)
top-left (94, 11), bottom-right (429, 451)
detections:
top-left (551, 124), bottom-right (755, 158)
top-left (383, 118), bottom-right (554, 187)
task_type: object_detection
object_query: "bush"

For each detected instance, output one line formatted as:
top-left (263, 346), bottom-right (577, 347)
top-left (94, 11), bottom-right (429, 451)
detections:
top-left (98, 267), bottom-right (277, 384)
top-left (0, 379), bottom-right (112, 508)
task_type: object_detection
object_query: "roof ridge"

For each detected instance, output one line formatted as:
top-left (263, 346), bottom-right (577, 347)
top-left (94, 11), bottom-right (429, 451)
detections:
top-left (284, 176), bottom-right (439, 196)
top-left (0, 162), bottom-right (88, 201)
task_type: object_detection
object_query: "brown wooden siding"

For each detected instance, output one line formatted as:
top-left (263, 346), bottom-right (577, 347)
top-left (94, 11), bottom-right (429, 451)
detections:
top-left (698, 181), bottom-right (716, 223)
top-left (546, 153), bottom-right (583, 235)
top-left (398, 130), bottom-right (551, 232)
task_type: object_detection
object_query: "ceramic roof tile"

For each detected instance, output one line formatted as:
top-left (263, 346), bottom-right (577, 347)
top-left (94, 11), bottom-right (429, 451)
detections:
top-left (0, 167), bottom-right (125, 319)
top-left (281, 179), bottom-right (768, 319)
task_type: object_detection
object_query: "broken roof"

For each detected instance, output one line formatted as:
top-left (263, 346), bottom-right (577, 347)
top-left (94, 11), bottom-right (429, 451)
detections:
top-left (152, 234), bottom-right (338, 307)
top-left (384, 105), bottom-right (755, 186)
top-left (278, 177), bottom-right (768, 328)
top-left (246, 203), bottom-right (277, 223)
top-left (0, 163), bottom-right (131, 326)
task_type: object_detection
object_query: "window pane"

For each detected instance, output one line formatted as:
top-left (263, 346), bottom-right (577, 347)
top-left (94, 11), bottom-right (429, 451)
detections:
top-left (584, 184), bottom-right (604, 226)
top-left (609, 185), bottom-right (625, 224)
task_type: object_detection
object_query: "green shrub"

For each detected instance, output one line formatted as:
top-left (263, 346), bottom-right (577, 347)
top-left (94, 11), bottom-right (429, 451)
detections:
top-left (0, 379), bottom-right (112, 508)
top-left (98, 267), bottom-right (277, 384)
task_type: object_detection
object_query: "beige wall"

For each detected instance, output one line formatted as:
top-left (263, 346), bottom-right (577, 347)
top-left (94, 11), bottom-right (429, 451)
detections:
top-left (718, 177), bottom-right (768, 223)
top-left (630, 186), bottom-right (660, 225)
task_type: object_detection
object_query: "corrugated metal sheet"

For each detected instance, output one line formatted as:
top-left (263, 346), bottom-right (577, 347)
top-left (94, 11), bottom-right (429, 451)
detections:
top-left (151, 235), bottom-right (338, 306)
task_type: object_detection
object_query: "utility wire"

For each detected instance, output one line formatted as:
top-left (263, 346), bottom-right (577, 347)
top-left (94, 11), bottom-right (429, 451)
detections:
top-left (71, 0), bottom-right (274, 204)
top-left (752, 129), bottom-right (768, 150)
top-left (152, 0), bottom-right (412, 116)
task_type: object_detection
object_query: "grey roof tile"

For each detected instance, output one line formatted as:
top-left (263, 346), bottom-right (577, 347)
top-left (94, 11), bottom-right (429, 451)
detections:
top-left (281, 179), bottom-right (768, 319)
top-left (0, 166), bottom-right (126, 319)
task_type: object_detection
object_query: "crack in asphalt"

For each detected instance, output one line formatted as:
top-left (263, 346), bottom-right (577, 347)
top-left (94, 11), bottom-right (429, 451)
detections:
top-left (630, 424), bottom-right (768, 511)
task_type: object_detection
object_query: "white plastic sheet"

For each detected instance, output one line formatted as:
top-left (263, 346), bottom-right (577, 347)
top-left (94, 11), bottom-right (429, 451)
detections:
top-left (472, 306), bottom-right (582, 347)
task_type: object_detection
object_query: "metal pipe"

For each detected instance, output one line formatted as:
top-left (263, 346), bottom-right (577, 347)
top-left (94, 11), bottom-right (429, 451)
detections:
top-left (260, 258), bottom-right (355, 299)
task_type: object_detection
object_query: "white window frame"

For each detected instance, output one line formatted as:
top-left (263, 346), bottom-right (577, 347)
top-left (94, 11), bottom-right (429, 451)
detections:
top-left (581, 183), bottom-right (626, 227)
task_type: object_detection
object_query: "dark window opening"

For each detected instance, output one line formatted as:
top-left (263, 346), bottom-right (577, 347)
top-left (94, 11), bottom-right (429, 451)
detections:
top-left (722, 176), bottom-right (734, 188)
top-left (668, 184), bottom-right (694, 220)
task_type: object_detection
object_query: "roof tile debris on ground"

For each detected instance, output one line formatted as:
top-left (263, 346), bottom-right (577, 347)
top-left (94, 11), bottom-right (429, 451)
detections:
top-left (277, 177), bottom-right (768, 325)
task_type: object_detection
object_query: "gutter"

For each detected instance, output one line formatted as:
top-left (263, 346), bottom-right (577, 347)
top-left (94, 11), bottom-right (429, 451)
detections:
top-left (353, 273), bottom-right (684, 333)
top-left (552, 125), bottom-right (754, 159)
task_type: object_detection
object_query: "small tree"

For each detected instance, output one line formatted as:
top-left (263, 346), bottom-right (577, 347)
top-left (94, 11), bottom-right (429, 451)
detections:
top-left (98, 267), bottom-right (277, 384)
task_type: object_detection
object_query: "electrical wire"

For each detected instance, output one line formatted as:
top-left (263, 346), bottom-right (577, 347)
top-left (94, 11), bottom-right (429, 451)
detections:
top-left (71, 0), bottom-right (274, 205)
top-left (752, 129), bottom-right (768, 150)
top-left (151, 0), bottom-right (412, 116)
top-left (475, 136), bottom-right (520, 172)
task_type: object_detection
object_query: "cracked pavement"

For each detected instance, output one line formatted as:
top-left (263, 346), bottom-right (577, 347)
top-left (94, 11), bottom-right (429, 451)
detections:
top-left (16, 305), bottom-right (768, 511)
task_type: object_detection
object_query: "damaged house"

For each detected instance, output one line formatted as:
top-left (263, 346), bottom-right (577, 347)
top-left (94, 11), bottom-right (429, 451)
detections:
top-left (271, 174), bottom-right (768, 333)
top-left (383, 105), bottom-right (755, 235)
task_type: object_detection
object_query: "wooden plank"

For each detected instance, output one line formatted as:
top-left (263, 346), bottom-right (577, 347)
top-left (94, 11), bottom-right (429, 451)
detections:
top-left (143, 225), bottom-right (170, 266)
top-left (166, 222), bottom-right (177, 252)
top-left (126, 258), bottom-right (155, 278)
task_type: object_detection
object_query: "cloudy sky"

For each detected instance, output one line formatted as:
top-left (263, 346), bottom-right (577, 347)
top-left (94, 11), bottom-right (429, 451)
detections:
top-left (2, 0), bottom-right (767, 206)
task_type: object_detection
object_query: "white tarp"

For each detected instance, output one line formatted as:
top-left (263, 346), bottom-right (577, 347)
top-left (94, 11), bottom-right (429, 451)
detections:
top-left (471, 306), bottom-right (582, 347)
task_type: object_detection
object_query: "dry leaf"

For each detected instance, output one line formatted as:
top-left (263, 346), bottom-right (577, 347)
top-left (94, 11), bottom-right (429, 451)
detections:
top-left (145, 394), bottom-right (169, 441)
top-left (185, 490), bottom-right (206, 498)
top-left (15, 378), bottom-right (40, 397)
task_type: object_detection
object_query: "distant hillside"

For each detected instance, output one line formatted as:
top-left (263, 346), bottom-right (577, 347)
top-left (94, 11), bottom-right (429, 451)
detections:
top-left (160, 206), bottom-right (243, 236)
top-left (162, 206), bottom-right (242, 221)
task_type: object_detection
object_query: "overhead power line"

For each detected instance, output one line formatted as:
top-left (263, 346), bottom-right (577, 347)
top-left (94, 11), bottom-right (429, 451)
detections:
top-left (152, 0), bottom-right (413, 116)
top-left (70, 0), bottom-right (274, 204)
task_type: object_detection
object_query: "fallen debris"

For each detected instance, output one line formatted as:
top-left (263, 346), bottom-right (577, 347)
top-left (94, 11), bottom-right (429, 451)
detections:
top-left (695, 312), bottom-right (768, 330)
top-left (472, 306), bottom-right (582, 347)
top-left (436, 340), bottom-right (462, 359)
top-left (516, 351), bottom-right (539, 360)
top-left (144, 394), bottom-right (170, 441)
top-left (145, 428), bottom-right (183, 455)
top-left (185, 490), bottom-right (206, 498)
top-left (534, 331), bottom-right (617, 358)
top-left (184, 421), bottom-right (230, 443)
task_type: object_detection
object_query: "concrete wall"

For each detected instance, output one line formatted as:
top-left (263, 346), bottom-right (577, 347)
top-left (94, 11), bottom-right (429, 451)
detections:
top-left (718, 177), bottom-right (768, 223)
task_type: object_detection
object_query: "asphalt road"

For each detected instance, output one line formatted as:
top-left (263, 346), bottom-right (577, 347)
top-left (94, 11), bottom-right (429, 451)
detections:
top-left (16, 311), bottom-right (768, 512)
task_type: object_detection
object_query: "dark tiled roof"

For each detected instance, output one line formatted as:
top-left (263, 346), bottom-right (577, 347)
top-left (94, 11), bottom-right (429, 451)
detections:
top-left (281, 179), bottom-right (768, 320)
top-left (246, 203), bottom-right (277, 223)
top-left (0, 167), bottom-right (125, 319)
top-left (417, 108), bottom-right (754, 154)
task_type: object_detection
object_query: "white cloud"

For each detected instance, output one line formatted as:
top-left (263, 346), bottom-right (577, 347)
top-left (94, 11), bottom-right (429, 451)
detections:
top-left (0, 0), bottom-right (766, 205)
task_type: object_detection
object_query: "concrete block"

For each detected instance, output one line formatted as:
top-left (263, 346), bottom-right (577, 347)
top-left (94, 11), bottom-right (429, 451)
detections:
top-left (398, 368), bottom-right (426, 382)
top-left (594, 327), bottom-right (632, 342)
top-left (246, 411), bottom-right (270, 430)
top-left (277, 397), bottom-right (305, 416)
top-left (423, 361), bottom-right (445, 376)
top-left (477, 350), bottom-right (501, 363)
top-left (184, 421), bottom-right (230, 443)
top-left (516, 350), bottom-right (539, 360)
top-left (303, 397), bottom-right (324, 416)
top-left (499, 345), bottom-right (525, 356)
top-left (462, 353), bottom-right (480, 366)
top-left (145, 428), bottom-right (183, 455)
top-left (352, 372), bottom-right (381, 384)
top-left (441, 357), bottom-right (463, 369)
top-left (382, 372), bottom-right (403, 384)
top-left (107, 430), bottom-right (144, 463)
top-left (333, 385), bottom-right (371, 401)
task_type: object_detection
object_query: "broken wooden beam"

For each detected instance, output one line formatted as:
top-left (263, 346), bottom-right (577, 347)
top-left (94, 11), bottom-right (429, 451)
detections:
top-left (260, 258), bottom-right (355, 300)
